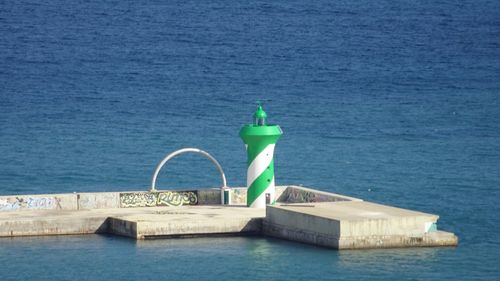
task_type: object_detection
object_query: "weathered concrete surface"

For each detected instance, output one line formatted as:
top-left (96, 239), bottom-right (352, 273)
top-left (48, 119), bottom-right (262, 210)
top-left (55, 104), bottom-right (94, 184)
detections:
top-left (263, 201), bottom-right (458, 249)
top-left (197, 188), bottom-right (221, 205)
top-left (78, 192), bottom-right (120, 210)
top-left (108, 206), bottom-right (264, 239)
top-left (0, 208), bottom-right (109, 237)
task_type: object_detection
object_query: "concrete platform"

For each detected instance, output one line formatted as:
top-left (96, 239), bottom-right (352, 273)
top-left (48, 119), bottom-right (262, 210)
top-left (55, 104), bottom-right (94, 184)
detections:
top-left (108, 206), bottom-right (264, 239)
top-left (263, 201), bottom-right (458, 249)
top-left (0, 208), bottom-right (113, 237)
top-left (0, 206), bottom-right (264, 238)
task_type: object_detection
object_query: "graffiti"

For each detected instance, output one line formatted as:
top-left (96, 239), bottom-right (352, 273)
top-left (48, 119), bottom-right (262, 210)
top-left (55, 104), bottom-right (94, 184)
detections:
top-left (158, 191), bottom-right (197, 206)
top-left (26, 197), bottom-right (57, 209)
top-left (120, 191), bottom-right (198, 208)
top-left (120, 192), bottom-right (158, 208)
top-left (0, 198), bottom-right (20, 211)
top-left (0, 196), bottom-right (59, 211)
top-left (279, 188), bottom-right (347, 203)
top-left (230, 189), bottom-right (247, 205)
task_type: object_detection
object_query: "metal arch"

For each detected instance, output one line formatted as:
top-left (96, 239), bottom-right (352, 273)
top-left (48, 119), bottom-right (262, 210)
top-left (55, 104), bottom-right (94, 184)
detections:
top-left (150, 148), bottom-right (228, 192)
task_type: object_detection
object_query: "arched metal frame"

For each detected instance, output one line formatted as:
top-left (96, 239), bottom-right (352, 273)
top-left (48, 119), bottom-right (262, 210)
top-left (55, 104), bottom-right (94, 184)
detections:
top-left (150, 148), bottom-right (228, 192)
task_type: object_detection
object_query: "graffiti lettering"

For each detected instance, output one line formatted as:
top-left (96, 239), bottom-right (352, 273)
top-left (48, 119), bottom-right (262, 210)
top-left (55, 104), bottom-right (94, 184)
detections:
top-left (120, 193), bottom-right (158, 208)
top-left (26, 197), bottom-right (56, 209)
top-left (157, 191), bottom-right (197, 206)
top-left (120, 191), bottom-right (198, 208)
top-left (279, 188), bottom-right (346, 203)
top-left (230, 189), bottom-right (247, 205)
top-left (0, 198), bottom-right (20, 211)
top-left (0, 197), bottom-right (59, 211)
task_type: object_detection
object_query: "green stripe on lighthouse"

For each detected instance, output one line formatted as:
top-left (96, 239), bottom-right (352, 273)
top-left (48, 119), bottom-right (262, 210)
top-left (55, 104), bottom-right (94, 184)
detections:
top-left (240, 104), bottom-right (282, 208)
top-left (246, 161), bottom-right (275, 205)
top-left (246, 139), bottom-right (278, 165)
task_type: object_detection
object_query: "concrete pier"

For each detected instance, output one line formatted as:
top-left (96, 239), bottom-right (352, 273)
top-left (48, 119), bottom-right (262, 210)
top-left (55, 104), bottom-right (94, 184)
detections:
top-left (107, 206), bottom-right (264, 239)
top-left (0, 206), bottom-right (264, 238)
top-left (0, 185), bottom-right (458, 250)
top-left (263, 201), bottom-right (457, 249)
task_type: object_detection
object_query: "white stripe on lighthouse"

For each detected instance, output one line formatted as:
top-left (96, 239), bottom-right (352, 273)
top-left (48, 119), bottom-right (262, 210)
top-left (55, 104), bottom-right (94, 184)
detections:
top-left (246, 144), bottom-right (275, 187)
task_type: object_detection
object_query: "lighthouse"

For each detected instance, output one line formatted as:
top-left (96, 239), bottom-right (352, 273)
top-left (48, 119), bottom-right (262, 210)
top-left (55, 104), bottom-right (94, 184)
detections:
top-left (240, 104), bottom-right (283, 208)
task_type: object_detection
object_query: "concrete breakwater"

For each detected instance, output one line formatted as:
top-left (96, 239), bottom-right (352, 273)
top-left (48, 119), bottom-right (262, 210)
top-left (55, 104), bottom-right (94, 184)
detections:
top-left (0, 185), bottom-right (458, 250)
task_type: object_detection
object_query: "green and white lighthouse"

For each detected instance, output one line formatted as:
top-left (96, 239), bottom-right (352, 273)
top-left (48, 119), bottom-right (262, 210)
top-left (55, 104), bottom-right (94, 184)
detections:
top-left (240, 104), bottom-right (283, 208)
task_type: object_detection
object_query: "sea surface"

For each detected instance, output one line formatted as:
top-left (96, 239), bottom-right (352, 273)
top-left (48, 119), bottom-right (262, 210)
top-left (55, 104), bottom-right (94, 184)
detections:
top-left (1, 0), bottom-right (499, 280)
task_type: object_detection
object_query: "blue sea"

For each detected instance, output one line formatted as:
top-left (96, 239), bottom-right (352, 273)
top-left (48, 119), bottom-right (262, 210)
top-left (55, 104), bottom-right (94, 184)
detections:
top-left (1, 0), bottom-right (499, 280)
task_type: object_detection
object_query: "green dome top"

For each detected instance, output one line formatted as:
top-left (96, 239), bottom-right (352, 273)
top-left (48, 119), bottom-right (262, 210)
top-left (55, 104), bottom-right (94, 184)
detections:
top-left (253, 104), bottom-right (267, 126)
top-left (254, 105), bottom-right (267, 119)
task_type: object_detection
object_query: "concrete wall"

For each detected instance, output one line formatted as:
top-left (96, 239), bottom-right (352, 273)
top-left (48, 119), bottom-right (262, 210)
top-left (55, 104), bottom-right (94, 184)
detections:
top-left (0, 188), bottom-right (222, 212)
top-left (0, 185), bottom-right (360, 212)
top-left (78, 192), bottom-right (120, 210)
top-left (198, 188), bottom-right (222, 205)
top-left (277, 185), bottom-right (362, 203)
top-left (225, 185), bottom-right (349, 206)
top-left (340, 214), bottom-right (437, 238)
top-left (275, 186), bottom-right (287, 201)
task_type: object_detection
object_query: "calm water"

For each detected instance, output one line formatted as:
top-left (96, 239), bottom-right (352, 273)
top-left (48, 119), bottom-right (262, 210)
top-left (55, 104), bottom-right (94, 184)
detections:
top-left (1, 0), bottom-right (499, 280)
